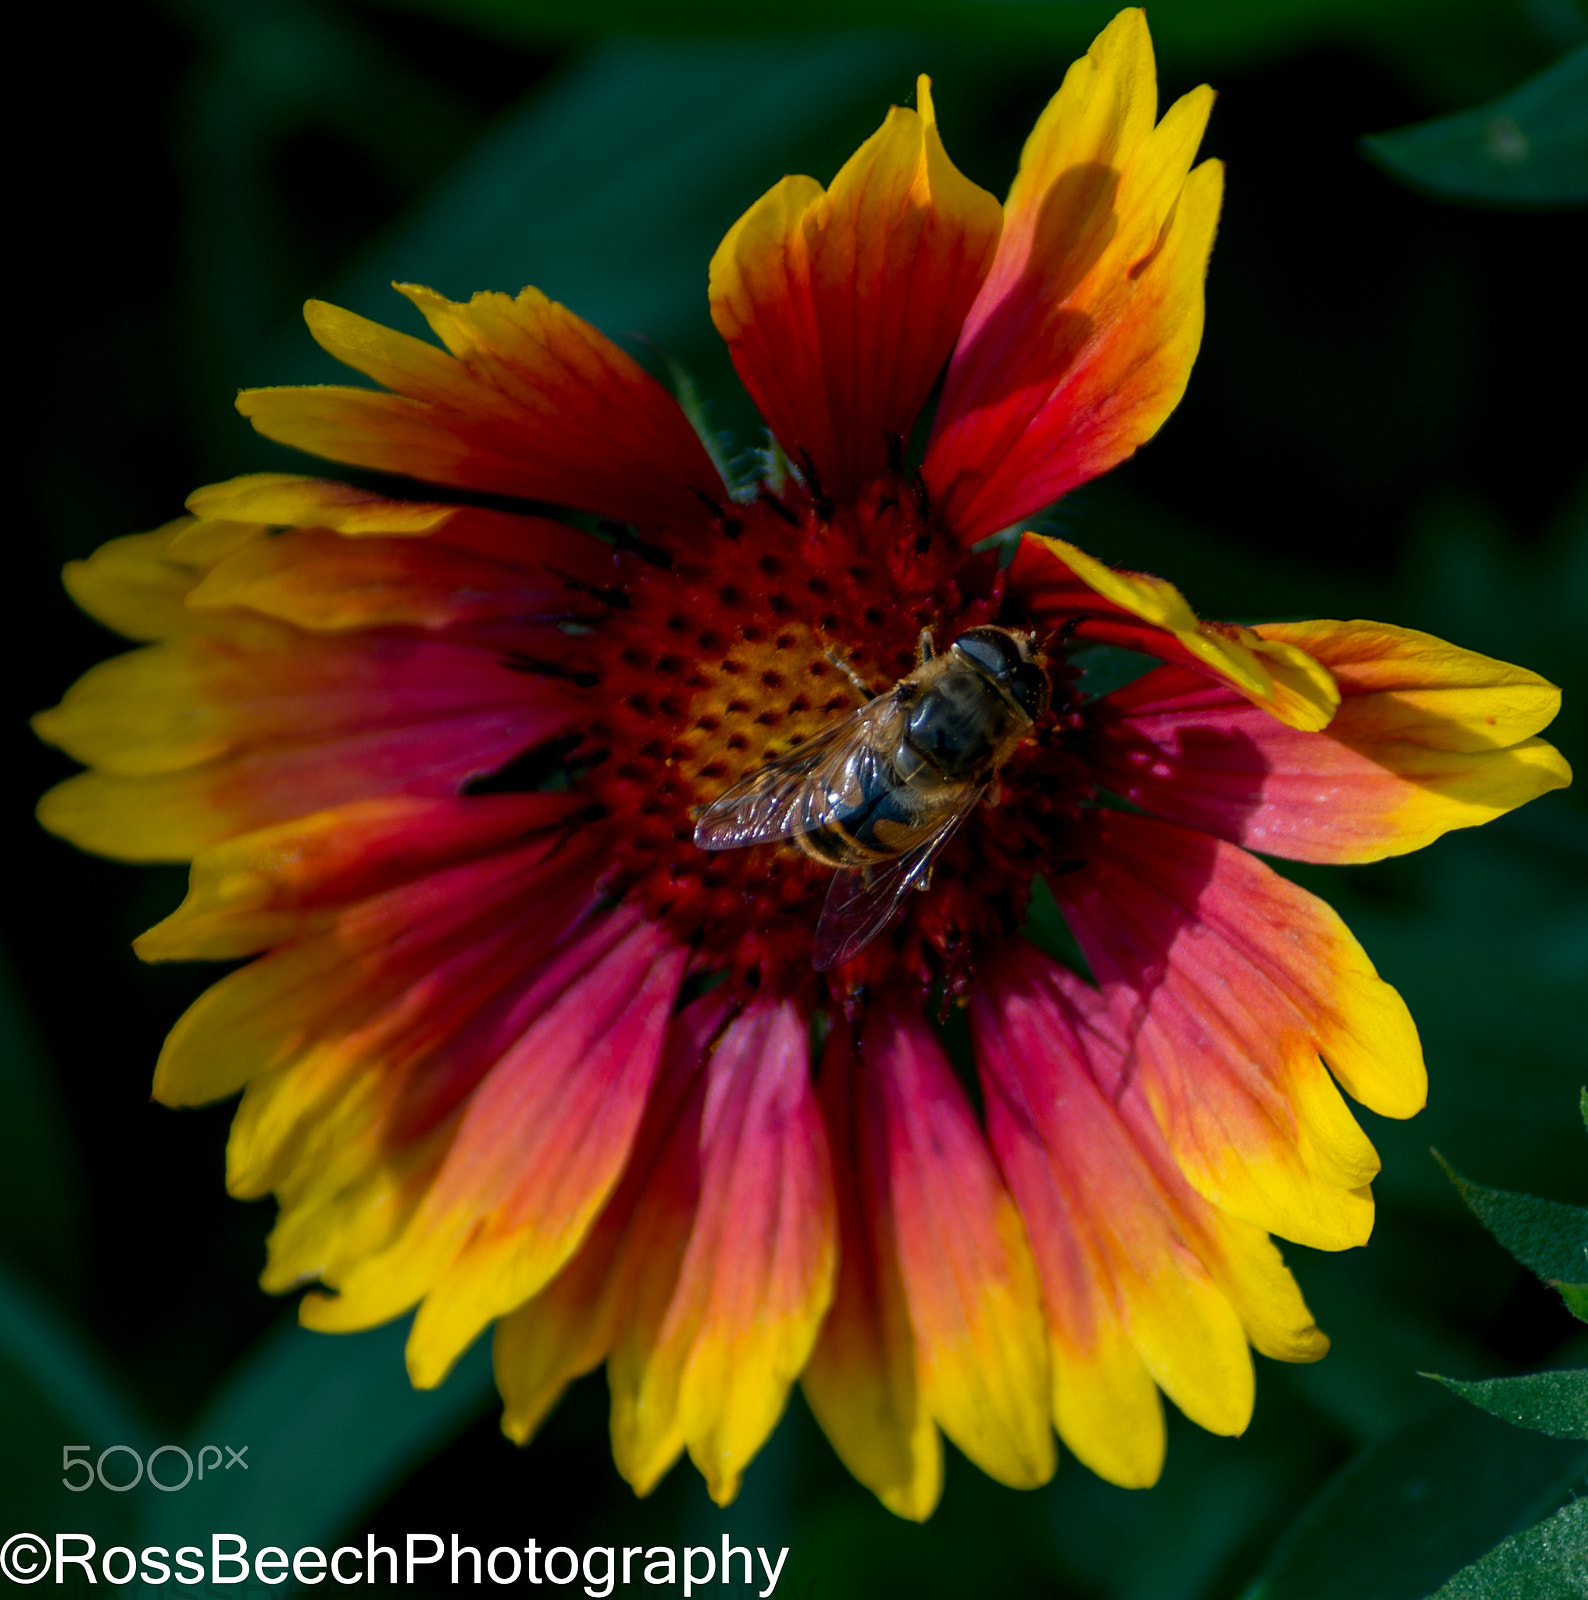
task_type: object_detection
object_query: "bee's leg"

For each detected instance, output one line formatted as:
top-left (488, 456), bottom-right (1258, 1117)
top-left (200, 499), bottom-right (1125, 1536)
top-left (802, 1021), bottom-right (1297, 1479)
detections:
top-left (825, 648), bottom-right (878, 700)
top-left (917, 627), bottom-right (935, 664)
top-left (987, 775), bottom-right (1003, 807)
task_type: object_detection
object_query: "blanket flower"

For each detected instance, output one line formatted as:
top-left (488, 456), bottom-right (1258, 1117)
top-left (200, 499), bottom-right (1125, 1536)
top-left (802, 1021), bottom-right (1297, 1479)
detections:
top-left (35, 9), bottom-right (1569, 1519)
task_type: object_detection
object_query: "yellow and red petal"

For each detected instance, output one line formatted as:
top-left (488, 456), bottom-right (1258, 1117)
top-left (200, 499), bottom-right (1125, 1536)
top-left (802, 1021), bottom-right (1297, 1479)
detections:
top-left (34, 625), bottom-right (570, 864)
top-left (1088, 619), bottom-right (1570, 863)
top-left (182, 479), bottom-right (615, 636)
top-left (972, 941), bottom-right (1327, 1485)
top-left (187, 473), bottom-right (458, 537)
top-left (1055, 977), bottom-right (1332, 1368)
top-left (221, 841), bottom-right (609, 1293)
top-left (188, 530), bottom-right (593, 635)
top-left (606, 1000), bottom-right (836, 1504)
top-left (297, 907), bottom-right (686, 1386)
top-left (802, 1016), bottom-right (942, 1521)
top-left (163, 826), bottom-right (587, 1184)
top-left (973, 951), bottom-right (1172, 1484)
top-left (1260, 620), bottom-right (1562, 748)
top-left (60, 512), bottom-right (291, 643)
top-left (136, 793), bottom-right (578, 962)
top-left (1008, 532), bottom-right (1340, 730)
top-left (60, 519), bottom-right (221, 642)
top-left (187, 472), bottom-right (626, 571)
top-left (605, 1005), bottom-right (717, 1496)
top-left (37, 702), bottom-right (563, 866)
top-left (866, 1003), bottom-right (1055, 1490)
top-left (632, 998), bottom-right (836, 1507)
top-left (494, 991), bottom-right (728, 1448)
top-left (710, 79), bottom-right (1001, 503)
top-left (261, 1120), bottom-right (447, 1294)
top-left (1051, 811), bottom-right (1424, 1248)
top-left (53, 478), bottom-right (481, 646)
top-left (157, 829), bottom-right (601, 1116)
top-left (238, 287), bottom-right (723, 531)
top-left (925, 10), bottom-right (1221, 538)
top-left (35, 629), bottom-right (551, 778)
top-left (34, 522), bottom-right (578, 867)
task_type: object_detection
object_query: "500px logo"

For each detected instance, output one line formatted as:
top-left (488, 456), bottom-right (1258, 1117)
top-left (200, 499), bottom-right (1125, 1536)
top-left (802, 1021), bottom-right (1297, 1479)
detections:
top-left (61, 1445), bottom-right (249, 1492)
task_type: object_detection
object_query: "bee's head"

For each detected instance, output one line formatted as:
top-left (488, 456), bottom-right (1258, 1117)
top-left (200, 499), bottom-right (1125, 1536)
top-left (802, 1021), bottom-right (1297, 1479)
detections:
top-left (951, 626), bottom-right (1052, 722)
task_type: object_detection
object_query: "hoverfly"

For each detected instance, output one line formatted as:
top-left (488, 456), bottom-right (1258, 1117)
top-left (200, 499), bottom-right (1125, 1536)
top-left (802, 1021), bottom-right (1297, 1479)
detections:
top-left (692, 625), bottom-right (1051, 970)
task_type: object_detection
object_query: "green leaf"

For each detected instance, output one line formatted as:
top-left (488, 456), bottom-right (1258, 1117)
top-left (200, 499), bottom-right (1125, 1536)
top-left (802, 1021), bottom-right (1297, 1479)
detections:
top-left (0, 1263), bottom-right (153, 1539)
top-left (137, 1314), bottom-right (495, 1554)
top-left (0, 948), bottom-right (87, 1297)
top-left (1427, 1497), bottom-right (1588, 1599)
top-left (666, 355), bottom-right (749, 496)
top-left (357, 0), bottom-right (1535, 64)
top-left (1244, 1400), bottom-right (1588, 1600)
top-left (1362, 44), bottom-right (1588, 207)
top-left (1069, 642), bottom-right (1160, 700)
top-left (1559, 1282), bottom-right (1588, 1324)
top-left (1438, 1153), bottom-right (1588, 1286)
top-left (1020, 873), bottom-right (1093, 979)
top-left (360, 0), bottom-right (1098, 41)
top-left (1428, 1370), bottom-right (1588, 1440)
top-left (0, 1261), bottom-right (153, 1448)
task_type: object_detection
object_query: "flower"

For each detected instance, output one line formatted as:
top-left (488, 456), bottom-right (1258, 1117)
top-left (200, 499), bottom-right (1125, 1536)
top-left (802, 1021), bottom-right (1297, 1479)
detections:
top-left (35, 9), bottom-right (1568, 1520)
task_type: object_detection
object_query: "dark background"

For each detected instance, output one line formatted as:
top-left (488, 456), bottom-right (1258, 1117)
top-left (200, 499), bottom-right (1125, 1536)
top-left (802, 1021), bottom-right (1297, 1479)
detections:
top-left (4, 0), bottom-right (1587, 1594)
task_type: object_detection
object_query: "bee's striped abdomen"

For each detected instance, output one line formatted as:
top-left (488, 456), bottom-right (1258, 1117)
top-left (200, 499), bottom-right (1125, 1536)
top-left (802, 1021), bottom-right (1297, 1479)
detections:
top-left (794, 769), bottom-right (952, 868)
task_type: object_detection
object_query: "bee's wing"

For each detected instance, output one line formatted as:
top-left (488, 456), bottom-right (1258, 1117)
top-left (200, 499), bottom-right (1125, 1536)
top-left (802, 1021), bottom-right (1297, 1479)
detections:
top-left (811, 787), bottom-right (984, 971)
top-left (692, 699), bottom-right (894, 851)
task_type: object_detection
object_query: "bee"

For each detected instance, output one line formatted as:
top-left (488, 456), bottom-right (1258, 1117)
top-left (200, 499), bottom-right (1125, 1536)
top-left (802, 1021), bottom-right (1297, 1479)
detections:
top-left (693, 625), bottom-right (1051, 970)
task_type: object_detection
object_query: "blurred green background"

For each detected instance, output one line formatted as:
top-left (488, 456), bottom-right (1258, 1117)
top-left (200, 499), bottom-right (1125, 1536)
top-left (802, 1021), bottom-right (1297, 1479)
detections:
top-left (6, 0), bottom-right (1588, 1594)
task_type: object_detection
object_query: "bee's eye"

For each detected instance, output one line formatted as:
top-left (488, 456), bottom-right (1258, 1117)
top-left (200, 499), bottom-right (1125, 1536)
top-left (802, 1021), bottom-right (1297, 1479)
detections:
top-left (1006, 663), bottom-right (1051, 721)
top-left (952, 628), bottom-right (1022, 679)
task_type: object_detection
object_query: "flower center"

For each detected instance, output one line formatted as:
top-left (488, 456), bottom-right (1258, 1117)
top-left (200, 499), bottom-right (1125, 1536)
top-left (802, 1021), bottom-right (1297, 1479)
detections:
top-left (561, 474), bottom-right (1090, 1000)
